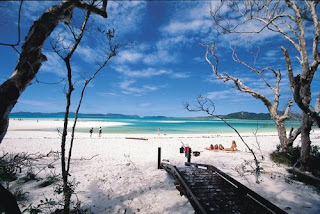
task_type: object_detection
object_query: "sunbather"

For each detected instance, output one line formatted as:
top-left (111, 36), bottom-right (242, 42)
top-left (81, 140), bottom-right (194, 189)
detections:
top-left (224, 140), bottom-right (238, 151)
top-left (206, 144), bottom-right (224, 150)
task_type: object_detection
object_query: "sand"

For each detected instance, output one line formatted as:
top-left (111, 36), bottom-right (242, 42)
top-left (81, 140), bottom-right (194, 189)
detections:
top-left (1, 119), bottom-right (320, 214)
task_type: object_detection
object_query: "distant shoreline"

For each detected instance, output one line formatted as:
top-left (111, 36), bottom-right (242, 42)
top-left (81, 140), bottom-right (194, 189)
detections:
top-left (9, 110), bottom-right (301, 121)
top-left (8, 117), bottom-right (302, 134)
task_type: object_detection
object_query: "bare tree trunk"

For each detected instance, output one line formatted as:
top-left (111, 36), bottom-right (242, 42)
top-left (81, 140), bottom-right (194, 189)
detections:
top-left (0, 0), bottom-right (108, 144)
top-left (0, 1), bottom-right (77, 143)
top-left (294, 72), bottom-right (313, 171)
top-left (204, 44), bottom-right (297, 152)
top-left (61, 60), bottom-right (74, 214)
top-left (288, 127), bottom-right (302, 148)
top-left (274, 121), bottom-right (290, 151)
top-left (300, 113), bottom-right (312, 171)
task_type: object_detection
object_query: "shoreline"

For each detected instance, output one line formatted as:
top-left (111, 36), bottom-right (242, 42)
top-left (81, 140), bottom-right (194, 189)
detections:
top-left (2, 120), bottom-right (320, 213)
top-left (7, 118), bottom-right (302, 134)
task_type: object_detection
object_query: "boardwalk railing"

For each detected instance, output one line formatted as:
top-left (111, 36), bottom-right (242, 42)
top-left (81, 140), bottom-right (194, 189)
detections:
top-left (161, 162), bottom-right (287, 214)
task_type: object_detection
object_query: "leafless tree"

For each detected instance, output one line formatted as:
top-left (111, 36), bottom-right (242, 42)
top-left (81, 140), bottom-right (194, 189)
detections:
top-left (0, 0), bottom-right (109, 143)
top-left (252, 125), bottom-right (264, 161)
top-left (52, 9), bottom-right (91, 213)
top-left (185, 95), bottom-right (262, 183)
top-left (205, 44), bottom-right (299, 152)
top-left (50, 8), bottom-right (119, 213)
top-left (209, 0), bottom-right (319, 170)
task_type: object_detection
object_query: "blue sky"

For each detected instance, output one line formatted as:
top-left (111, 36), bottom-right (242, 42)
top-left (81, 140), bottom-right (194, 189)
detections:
top-left (0, 0), bottom-right (319, 117)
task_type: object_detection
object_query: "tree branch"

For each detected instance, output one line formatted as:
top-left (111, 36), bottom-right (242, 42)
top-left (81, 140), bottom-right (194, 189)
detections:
top-left (306, 0), bottom-right (320, 69)
top-left (281, 46), bottom-right (295, 92)
top-left (205, 44), bottom-right (273, 109)
top-left (185, 95), bottom-right (262, 183)
top-left (0, 0), bottom-right (23, 47)
top-left (76, 0), bottom-right (108, 18)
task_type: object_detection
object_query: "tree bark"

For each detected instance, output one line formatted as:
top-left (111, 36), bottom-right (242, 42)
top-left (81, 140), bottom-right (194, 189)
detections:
top-left (205, 45), bottom-right (297, 151)
top-left (274, 121), bottom-right (290, 151)
top-left (61, 59), bottom-right (74, 214)
top-left (0, 0), bottom-right (108, 144)
top-left (0, 1), bottom-right (77, 143)
top-left (300, 112), bottom-right (312, 171)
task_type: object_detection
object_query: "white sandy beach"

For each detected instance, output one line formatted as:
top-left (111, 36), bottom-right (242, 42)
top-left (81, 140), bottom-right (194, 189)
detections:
top-left (2, 119), bottom-right (320, 214)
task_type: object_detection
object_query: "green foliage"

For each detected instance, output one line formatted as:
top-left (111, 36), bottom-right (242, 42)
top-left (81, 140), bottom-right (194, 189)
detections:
top-left (271, 145), bottom-right (320, 176)
top-left (54, 179), bottom-right (79, 195)
top-left (270, 146), bottom-right (300, 166)
top-left (51, 201), bottom-right (95, 214)
top-left (23, 195), bottom-right (94, 214)
top-left (0, 153), bottom-right (20, 182)
top-left (309, 145), bottom-right (320, 177)
top-left (23, 197), bottom-right (59, 214)
top-left (224, 111), bottom-right (272, 120)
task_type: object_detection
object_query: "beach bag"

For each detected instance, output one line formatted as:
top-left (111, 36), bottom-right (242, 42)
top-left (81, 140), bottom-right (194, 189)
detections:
top-left (180, 147), bottom-right (184, 153)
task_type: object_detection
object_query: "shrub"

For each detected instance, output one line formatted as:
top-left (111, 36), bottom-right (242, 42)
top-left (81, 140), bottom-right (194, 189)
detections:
top-left (38, 174), bottom-right (59, 188)
top-left (270, 145), bottom-right (320, 176)
top-left (21, 169), bottom-right (37, 183)
top-left (0, 153), bottom-right (20, 182)
top-left (270, 146), bottom-right (300, 166)
top-left (11, 186), bottom-right (29, 202)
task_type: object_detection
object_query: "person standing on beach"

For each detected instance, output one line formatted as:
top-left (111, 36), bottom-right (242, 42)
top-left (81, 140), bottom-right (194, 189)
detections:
top-left (90, 127), bottom-right (93, 137)
top-left (157, 128), bottom-right (160, 135)
top-left (99, 127), bottom-right (102, 137)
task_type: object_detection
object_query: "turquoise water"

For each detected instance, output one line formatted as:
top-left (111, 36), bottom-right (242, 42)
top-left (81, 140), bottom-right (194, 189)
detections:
top-left (98, 118), bottom-right (300, 134)
top-left (11, 116), bottom-right (301, 134)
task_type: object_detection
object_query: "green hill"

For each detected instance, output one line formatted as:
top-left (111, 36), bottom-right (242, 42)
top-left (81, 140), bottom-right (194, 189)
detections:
top-left (223, 112), bottom-right (271, 120)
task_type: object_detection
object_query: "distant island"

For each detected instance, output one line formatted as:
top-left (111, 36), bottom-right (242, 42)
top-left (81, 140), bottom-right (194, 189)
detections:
top-left (9, 111), bottom-right (301, 120)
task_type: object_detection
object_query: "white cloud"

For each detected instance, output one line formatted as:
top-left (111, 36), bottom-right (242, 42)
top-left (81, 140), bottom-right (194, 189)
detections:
top-left (115, 66), bottom-right (170, 78)
top-left (143, 49), bottom-right (178, 65)
top-left (119, 80), bottom-right (162, 95)
top-left (139, 103), bottom-right (152, 107)
top-left (207, 90), bottom-right (238, 100)
top-left (93, 1), bottom-right (146, 37)
top-left (22, 1), bottom-right (56, 22)
top-left (171, 73), bottom-right (190, 79)
top-left (49, 27), bottom-right (74, 50)
top-left (114, 41), bottom-right (180, 66)
top-left (97, 92), bottom-right (118, 97)
top-left (114, 66), bottom-right (190, 80)
top-left (19, 99), bottom-right (53, 107)
top-left (264, 50), bottom-right (279, 58)
top-left (156, 35), bottom-right (191, 50)
top-left (193, 56), bottom-right (206, 63)
top-left (76, 45), bottom-right (100, 63)
top-left (40, 52), bottom-right (65, 77)
top-left (115, 50), bottom-right (144, 64)
top-left (162, 19), bottom-right (212, 36)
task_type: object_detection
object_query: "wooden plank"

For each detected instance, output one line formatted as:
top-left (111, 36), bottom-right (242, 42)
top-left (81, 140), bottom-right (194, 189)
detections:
top-left (161, 162), bottom-right (287, 214)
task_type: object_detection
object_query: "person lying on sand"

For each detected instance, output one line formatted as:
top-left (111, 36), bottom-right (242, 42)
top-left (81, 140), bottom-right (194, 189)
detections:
top-left (224, 140), bottom-right (238, 151)
top-left (205, 141), bottom-right (238, 151)
top-left (205, 144), bottom-right (224, 150)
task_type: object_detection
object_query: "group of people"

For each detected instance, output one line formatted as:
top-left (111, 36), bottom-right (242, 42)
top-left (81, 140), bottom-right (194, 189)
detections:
top-left (206, 140), bottom-right (238, 151)
top-left (90, 127), bottom-right (102, 137)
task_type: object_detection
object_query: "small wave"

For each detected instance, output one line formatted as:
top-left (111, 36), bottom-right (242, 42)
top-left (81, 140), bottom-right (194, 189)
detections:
top-left (152, 120), bottom-right (187, 123)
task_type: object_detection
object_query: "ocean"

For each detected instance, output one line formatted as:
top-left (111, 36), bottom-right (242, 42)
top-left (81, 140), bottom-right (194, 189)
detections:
top-left (96, 118), bottom-right (301, 134)
top-left (10, 116), bottom-right (302, 134)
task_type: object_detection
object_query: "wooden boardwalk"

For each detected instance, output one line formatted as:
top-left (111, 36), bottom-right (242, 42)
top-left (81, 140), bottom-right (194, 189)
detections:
top-left (161, 162), bottom-right (287, 214)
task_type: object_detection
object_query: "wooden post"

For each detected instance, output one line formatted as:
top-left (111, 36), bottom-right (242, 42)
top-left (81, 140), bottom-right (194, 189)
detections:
top-left (187, 147), bottom-right (192, 163)
top-left (158, 147), bottom-right (161, 169)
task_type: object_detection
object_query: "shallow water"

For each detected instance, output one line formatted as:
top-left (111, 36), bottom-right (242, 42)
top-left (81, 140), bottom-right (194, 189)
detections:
top-left (11, 116), bottom-right (301, 134)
